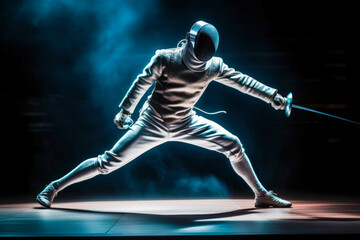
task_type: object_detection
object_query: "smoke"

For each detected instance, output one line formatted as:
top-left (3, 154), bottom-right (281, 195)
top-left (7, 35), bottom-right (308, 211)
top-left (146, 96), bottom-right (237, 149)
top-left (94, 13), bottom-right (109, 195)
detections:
top-left (113, 144), bottom-right (232, 199)
top-left (15, 0), bottom-right (159, 102)
top-left (6, 0), bottom-right (163, 149)
top-left (175, 175), bottom-right (230, 197)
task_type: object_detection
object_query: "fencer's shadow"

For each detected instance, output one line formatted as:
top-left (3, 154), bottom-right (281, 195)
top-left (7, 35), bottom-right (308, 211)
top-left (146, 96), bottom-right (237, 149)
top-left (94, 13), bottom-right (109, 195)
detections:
top-left (34, 205), bottom-right (258, 226)
top-left (34, 205), bottom-right (360, 223)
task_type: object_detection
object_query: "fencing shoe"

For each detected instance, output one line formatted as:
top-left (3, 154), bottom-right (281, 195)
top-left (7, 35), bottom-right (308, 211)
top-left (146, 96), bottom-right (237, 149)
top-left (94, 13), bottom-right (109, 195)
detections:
top-left (255, 190), bottom-right (292, 208)
top-left (36, 183), bottom-right (58, 208)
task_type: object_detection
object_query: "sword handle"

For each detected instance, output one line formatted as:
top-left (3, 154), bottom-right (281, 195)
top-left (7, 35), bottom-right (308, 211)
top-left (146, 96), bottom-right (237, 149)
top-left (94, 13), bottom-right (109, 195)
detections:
top-left (285, 92), bottom-right (293, 117)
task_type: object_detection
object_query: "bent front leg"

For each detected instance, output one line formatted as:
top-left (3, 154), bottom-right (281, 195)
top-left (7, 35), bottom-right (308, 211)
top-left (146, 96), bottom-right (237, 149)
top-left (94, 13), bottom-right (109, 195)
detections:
top-left (175, 114), bottom-right (267, 197)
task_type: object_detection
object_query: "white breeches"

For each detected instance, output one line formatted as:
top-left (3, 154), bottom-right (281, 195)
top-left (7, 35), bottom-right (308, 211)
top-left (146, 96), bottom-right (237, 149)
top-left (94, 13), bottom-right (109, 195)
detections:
top-left (97, 105), bottom-right (246, 174)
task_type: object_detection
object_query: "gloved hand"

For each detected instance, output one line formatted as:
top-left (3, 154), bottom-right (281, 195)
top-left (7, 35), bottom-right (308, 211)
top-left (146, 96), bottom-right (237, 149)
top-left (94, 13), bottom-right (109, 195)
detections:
top-left (113, 108), bottom-right (134, 129)
top-left (271, 93), bottom-right (287, 110)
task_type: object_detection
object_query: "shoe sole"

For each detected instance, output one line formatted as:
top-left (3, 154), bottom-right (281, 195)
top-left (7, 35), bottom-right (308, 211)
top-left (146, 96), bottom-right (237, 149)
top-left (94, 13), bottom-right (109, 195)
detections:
top-left (255, 202), bottom-right (292, 208)
top-left (255, 202), bottom-right (271, 208)
top-left (36, 196), bottom-right (51, 208)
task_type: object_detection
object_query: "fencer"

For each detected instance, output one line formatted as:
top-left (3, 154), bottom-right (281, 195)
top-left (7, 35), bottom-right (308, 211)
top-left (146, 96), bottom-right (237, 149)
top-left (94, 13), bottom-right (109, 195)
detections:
top-left (37, 21), bottom-right (292, 208)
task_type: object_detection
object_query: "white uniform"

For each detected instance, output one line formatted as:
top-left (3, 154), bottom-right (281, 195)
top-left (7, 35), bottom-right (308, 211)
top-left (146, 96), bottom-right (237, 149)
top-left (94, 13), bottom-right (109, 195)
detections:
top-left (37, 32), bottom-right (291, 208)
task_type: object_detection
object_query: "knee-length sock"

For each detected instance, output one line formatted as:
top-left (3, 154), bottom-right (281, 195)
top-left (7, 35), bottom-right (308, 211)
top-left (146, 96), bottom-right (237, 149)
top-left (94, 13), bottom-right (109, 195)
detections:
top-left (51, 158), bottom-right (101, 191)
top-left (230, 153), bottom-right (267, 197)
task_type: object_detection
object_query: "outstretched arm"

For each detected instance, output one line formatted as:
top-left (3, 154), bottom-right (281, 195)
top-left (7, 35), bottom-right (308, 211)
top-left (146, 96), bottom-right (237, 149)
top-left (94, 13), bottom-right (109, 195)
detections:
top-left (214, 58), bottom-right (286, 110)
top-left (118, 50), bottom-right (164, 114)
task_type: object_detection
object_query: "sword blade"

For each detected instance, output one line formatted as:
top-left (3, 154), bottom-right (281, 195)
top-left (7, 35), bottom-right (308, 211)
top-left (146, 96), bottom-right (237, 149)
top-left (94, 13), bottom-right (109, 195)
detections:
top-left (292, 104), bottom-right (360, 125)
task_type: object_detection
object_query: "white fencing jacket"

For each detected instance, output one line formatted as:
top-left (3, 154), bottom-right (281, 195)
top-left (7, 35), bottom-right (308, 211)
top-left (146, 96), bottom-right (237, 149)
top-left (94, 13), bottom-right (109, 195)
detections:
top-left (119, 47), bottom-right (277, 126)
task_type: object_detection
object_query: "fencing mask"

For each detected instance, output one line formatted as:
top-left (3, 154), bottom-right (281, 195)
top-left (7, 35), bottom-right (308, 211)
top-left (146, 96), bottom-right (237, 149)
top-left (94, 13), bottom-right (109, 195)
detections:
top-left (182, 21), bottom-right (219, 72)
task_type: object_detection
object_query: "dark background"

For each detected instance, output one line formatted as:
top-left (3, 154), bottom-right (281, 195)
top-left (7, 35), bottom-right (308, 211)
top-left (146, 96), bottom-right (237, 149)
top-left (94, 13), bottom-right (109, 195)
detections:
top-left (1, 0), bottom-right (359, 201)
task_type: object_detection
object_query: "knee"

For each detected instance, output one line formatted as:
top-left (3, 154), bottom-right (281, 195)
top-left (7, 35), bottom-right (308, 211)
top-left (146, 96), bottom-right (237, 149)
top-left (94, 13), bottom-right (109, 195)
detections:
top-left (96, 151), bottom-right (123, 175)
top-left (227, 136), bottom-right (246, 163)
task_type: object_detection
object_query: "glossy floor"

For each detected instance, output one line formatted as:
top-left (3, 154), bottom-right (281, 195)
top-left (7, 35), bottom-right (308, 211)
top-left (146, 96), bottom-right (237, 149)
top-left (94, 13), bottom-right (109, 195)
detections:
top-left (1, 197), bottom-right (360, 237)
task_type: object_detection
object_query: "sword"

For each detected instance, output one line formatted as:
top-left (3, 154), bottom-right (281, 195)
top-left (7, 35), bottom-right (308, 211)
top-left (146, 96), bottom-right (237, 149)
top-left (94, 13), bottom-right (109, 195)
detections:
top-left (285, 92), bottom-right (360, 125)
